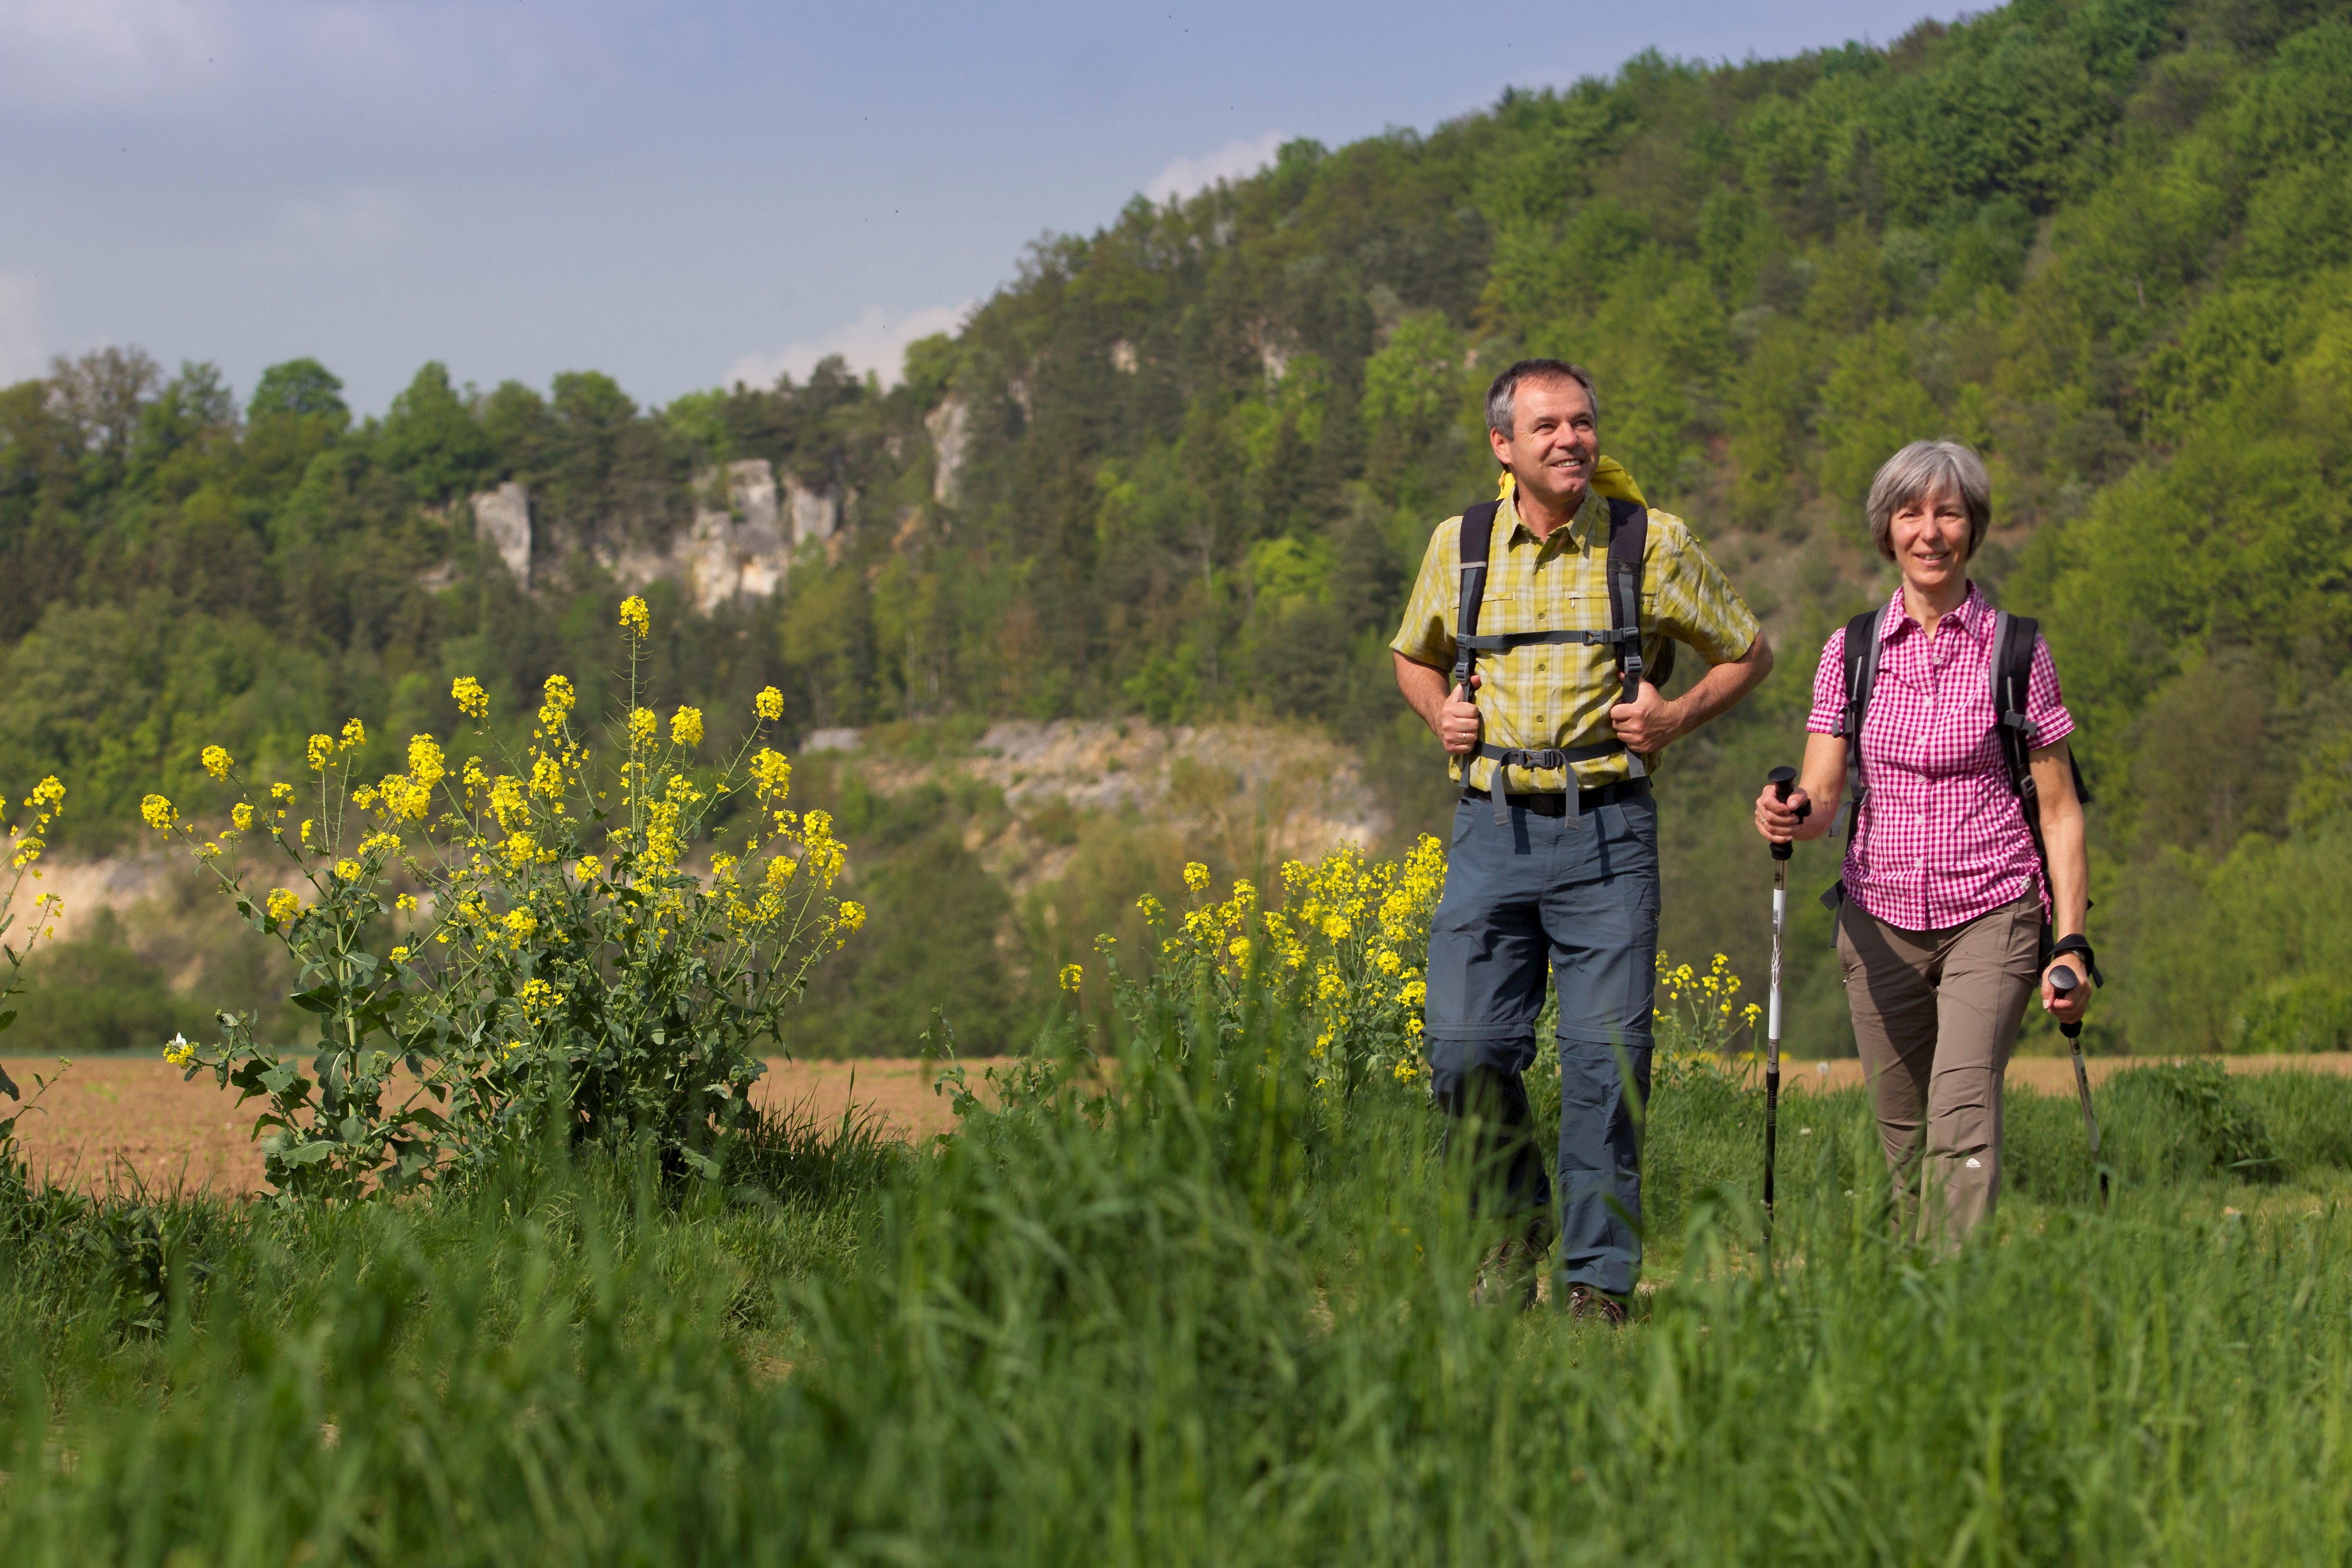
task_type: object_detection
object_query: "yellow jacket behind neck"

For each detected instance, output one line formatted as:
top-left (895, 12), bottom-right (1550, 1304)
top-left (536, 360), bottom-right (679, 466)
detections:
top-left (1495, 456), bottom-right (1645, 509)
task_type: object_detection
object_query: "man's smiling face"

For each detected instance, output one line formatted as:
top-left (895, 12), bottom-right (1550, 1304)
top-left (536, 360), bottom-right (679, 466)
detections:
top-left (1490, 374), bottom-right (1597, 510)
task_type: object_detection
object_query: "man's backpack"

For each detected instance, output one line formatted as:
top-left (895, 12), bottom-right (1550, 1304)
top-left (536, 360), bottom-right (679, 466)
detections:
top-left (1450, 495), bottom-right (1672, 822)
top-left (1823, 606), bottom-right (2090, 922)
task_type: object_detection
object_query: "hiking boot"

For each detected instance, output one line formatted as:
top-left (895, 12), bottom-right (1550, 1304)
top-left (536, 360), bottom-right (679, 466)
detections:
top-left (1471, 1226), bottom-right (1548, 1311)
top-left (1563, 1284), bottom-right (1628, 1326)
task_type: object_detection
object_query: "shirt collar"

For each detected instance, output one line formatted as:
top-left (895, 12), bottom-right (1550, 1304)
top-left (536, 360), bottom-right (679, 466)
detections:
top-left (1506, 486), bottom-right (1607, 550)
top-left (1881, 579), bottom-right (1986, 642)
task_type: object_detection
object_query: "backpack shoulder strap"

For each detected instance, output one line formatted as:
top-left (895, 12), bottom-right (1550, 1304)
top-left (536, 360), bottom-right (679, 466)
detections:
top-left (1450, 501), bottom-right (1502, 696)
top-left (1819, 606), bottom-right (1885, 912)
top-left (1604, 497), bottom-right (1652, 704)
top-left (1835, 609), bottom-right (1881, 838)
top-left (1990, 611), bottom-right (2037, 796)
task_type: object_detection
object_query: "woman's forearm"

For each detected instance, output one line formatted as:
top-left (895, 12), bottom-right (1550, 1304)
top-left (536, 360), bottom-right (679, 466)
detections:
top-left (2030, 744), bottom-right (2089, 938)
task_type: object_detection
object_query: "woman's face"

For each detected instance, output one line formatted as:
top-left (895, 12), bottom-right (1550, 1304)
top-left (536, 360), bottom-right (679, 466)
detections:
top-left (1888, 482), bottom-right (1972, 599)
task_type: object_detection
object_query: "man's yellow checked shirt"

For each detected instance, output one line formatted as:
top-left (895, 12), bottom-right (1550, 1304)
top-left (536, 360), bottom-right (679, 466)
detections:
top-left (1389, 462), bottom-right (1760, 795)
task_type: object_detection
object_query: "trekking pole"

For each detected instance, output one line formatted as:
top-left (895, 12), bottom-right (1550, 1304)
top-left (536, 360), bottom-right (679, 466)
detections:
top-left (2050, 965), bottom-right (2106, 1206)
top-left (1762, 766), bottom-right (1798, 1263)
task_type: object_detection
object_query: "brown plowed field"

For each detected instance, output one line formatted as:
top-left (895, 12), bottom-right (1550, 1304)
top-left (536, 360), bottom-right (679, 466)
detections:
top-left (0, 1055), bottom-right (1009, 1197)
top-left (6, 1052), bottom-right (2349, 1197)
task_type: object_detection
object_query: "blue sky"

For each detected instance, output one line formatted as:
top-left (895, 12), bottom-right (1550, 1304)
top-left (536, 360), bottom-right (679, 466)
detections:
top-left (0, 1), bottom-right (1954, 414)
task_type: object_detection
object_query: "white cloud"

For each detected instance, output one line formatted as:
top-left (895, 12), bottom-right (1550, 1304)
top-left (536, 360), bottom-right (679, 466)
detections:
top-left (0, 0), bottom-right (220, 106)
top-left (0, 273), bottom-right (45, 385)
top-left (258, 187), bottom-right (411, 264)
top-left (726, 302), bottom-right (972, 392)
top-left (1143, 130), bottom-right (1285, 204)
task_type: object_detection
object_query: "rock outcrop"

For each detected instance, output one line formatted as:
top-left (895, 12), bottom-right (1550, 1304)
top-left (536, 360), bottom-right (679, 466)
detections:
top-left (587, 458), bottom-right (840, 613)
top-left (469, 481), bottom-right (532, 588)
top-left (925, 395), bottom-right (967, 505)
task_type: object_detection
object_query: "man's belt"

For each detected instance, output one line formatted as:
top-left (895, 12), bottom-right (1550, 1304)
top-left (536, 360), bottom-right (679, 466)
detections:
top-left (1473, 741), bottom-right (1646, 824)
top-left (1463, 777), bottom-right (1650, 820)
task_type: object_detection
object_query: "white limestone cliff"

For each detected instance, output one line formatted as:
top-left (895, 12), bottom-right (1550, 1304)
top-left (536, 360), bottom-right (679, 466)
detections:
top-left (469, 481), bottom-right (532, 589)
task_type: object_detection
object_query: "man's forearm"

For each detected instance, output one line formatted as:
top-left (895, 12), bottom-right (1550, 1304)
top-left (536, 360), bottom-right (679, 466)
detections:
top-left (1668, 634), bottom-right (1772, 742)
top-left (1394, 652), bottom-right (1452, 738)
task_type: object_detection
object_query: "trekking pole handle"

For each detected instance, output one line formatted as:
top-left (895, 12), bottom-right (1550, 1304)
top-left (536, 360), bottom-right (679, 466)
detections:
top-left (2050, 964), bottom-right (2082, 1041)
top-left (1768, 766), bottom-right (1797, 862)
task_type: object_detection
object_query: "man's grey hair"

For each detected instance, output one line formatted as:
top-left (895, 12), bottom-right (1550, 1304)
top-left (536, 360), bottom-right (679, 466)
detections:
top-left (1485, 358), bottom-right (1599, 437)
top-left (1865, 439), bottom-right (1993, 562)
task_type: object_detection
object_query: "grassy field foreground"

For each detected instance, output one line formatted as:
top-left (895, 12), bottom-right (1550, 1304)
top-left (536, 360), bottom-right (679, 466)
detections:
top-left (3, 1000), bottom-right (2351, 1563)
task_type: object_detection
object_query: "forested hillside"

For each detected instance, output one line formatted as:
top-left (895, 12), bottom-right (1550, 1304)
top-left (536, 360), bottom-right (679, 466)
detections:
top-left (6, 0), bottom-right (2351, 1055)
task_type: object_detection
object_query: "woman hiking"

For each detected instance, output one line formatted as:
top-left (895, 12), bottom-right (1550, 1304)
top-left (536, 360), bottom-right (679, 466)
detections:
top-left (1753, 439), bottom-right (2095, 1245)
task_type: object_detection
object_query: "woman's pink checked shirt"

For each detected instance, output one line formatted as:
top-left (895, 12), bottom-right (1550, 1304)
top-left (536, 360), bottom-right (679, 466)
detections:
top-left (1806, 582), bottom-right (2075, 933)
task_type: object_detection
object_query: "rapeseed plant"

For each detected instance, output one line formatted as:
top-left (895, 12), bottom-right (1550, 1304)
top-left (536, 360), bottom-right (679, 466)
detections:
top-left (142, 595), bottom-right (866, 1199)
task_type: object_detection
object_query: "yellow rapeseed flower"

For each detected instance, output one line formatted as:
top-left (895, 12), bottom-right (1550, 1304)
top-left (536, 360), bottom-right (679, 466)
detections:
top-left (1183, 862), bottom-right (1210, 893)
top-left (231, 802), bottom-right (254, 832)
top-left (619, 595), bottom-right (651, 638)
top-left (163, 1032), bottom-right (196, 1068)
top-left (307, 734), bottom-right (334, 772)
top-left (389, 946), bottom-right (411, 963)
top-left (576, 855), bottom-right (602, 881)
top-left (408, 734), bottom-right (447, 791)
top-left (751, 747), bottom-right (791, 802)
top-left (201, 745), bottom-right (234, 780)
top-left (270, 781), bottom-right (295, 802)
top-left (541, 673), bottom-right (575, 719)
top-left (333, 859), bottom-right (362, 882)
top-left (755, 686), bottom-right (784, 722)
top-left (1058, 962), bottom-right (1083, 992)
top-left (340, 718), bottom-right (366, 751)
top-left (840, 900), bottom-right (867, 932)
top-left (452, 676), bottom-right (490, 719)
top-left (671, 706), bottom-right (703, 748)
top-left (628, 707), bottom-right (657, 751)
top-left (140, 794), bottom-right (176, 831)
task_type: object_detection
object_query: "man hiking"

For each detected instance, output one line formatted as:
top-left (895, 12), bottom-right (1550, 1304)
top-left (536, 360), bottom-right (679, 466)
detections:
top-left (1391, 358), bottom-right (1772, 1319)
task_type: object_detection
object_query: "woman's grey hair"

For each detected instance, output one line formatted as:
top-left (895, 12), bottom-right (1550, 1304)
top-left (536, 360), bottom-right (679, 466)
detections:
top-left (1866, 439), bottom-right (1993, 562)
top-left (1485, 358), bottom-right (1598, 436)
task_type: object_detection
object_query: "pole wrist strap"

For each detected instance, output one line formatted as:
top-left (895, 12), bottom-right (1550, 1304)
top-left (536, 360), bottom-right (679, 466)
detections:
top-left (2051, 934), bottom-right (2103, 988)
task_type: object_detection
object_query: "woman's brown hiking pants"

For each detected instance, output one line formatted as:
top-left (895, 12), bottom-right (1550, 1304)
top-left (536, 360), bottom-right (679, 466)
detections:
top-left (1835, 894), bottom-right (2041, 1246)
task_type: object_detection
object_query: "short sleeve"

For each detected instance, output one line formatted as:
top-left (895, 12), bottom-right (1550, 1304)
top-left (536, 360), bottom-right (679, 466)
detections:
top-left (1646, 513), bottom-right (1761, 667)
top-left (1389, 516), bottom-right (1461, 671)
top-left (2025, 634), bottom-right (2075, 751)
top-left (1806, 628), bottom-right (1848, 735)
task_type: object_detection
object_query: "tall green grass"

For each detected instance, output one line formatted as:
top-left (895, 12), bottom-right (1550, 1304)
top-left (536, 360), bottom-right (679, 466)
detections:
top-left (4, 1001), bottom-right (2350, 1563)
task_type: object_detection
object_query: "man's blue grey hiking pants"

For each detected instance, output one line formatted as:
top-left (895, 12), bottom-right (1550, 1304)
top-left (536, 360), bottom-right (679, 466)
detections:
top-left (1422, 781), bottom-right (1659, 1299)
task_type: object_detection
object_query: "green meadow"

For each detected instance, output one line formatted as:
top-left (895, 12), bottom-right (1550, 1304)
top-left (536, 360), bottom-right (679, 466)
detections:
top-left (6, 998), bottom-right (2349, 1564)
